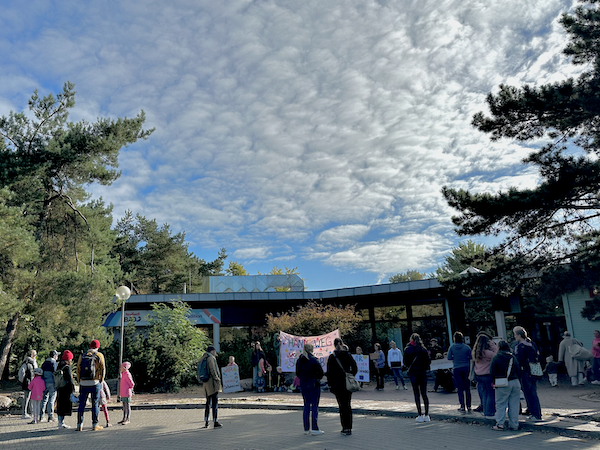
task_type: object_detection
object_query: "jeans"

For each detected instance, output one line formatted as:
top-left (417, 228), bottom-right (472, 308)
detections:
top-left (494, 378), bottom-right (520, 429)
top-left (301, 385), bottom-right (321, 431)
top-left (252, 366), bottom-right (259, 388)
top-left (593, 358), bottom-right (600, 381)
top-left (453, 367), bottom-right (471, 408)
top-left (41, 385), bottom-right (57, 418)
top-left (475, 374), bottom-right (495, 416)
top-left (78, 383), bottom-right (101, 425)
top-left (334, 390), bottom-right (353, 430)
top-left (520, 373), bottom-right (541, 419)
top-left (391, 367), bottom-right (405, 386)
top-left (204, 393), bottom-right (218, 421)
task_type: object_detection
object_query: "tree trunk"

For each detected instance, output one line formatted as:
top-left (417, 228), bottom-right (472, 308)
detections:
top-left (0, 311), bottom-right (19, 380)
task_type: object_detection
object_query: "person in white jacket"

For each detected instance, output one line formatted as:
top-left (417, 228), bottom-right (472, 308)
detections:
top-left (388, 341), bottom-right (407, 390)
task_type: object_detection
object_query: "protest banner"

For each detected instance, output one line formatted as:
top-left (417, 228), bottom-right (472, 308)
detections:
top-left (353, 354), bottom-right (370, 382)
top-left (430, 358), bottom-right (453, 370)
top-left (221, 365), bottom-right (242, 393)
top-left (279, 330), bottom-right (340, 372)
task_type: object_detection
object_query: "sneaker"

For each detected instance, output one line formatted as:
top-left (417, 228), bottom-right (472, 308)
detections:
top-left (106, 423), bottom-right (112, 427)
top-left (458, 407), bottom-right (466, 412)
top-left (21, 414), bottom-right (31, 419)
top-left (592, 380), bottom-right (600, 385)
top-left (304, 430), bottom-right (311, 435)
top-left (396, 385), bottom-right (399, 390)
top-left (76, 424), bottom-right (82, 431)
top-left (122, 420), bottom-right (130, 425)
top-left (60, 423), bottom-right (71, 429)
top-left (341, 429), bottom-right (352, 435)
top-left (415, 415), bottom-right (425, 423)
top-left (467, 407), bottom-right (473, 413)
top-left (48, 416), bottom-right (57, 423)
top-left (92, 424), bottom-right (103, 431)
top-left (311, 430), bottom-right (324, 435)
top-left (423, 415), bottom-right (431, 422)
top-left (213, 422), bottom-right (223, 428)
top-left (202, 422), bottom-right (209, 429)
top-left (28, 420), bottom-right (37, 424)
top-left (403, 385), bottom-right (408, 390)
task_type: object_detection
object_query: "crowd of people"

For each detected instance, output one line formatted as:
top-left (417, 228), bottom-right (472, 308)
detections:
top-left (19, 339), bottom-right (134, 430)
top-left (18, 326), bottom-right (600, 435)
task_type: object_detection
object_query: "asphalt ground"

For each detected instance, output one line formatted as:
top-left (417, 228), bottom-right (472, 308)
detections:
top-left (3, 376), bottom-right (600, 447)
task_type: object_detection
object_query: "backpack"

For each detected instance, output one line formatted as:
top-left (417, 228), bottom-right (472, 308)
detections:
top-left (79, 353), bottom-right (98, 380)
top-left (53, 366), bottom-right (67, 389)
top-left (17, 362), bottom-right (27, 383)
top-left (197, 357), bottom-right (210, 382)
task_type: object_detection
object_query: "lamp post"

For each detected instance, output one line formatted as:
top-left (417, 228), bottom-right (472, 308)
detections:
top-left (116, 285), bottom-right (131, 391)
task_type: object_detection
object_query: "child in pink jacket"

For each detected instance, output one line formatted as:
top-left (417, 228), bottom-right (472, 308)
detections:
top-left (119, 361), bottom-right (135, 425)
top-left (28, 368), bottom-right (46, 424)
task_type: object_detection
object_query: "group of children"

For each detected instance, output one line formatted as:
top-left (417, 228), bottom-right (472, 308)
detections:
top-left (26, 360), bottom-right (135, 427)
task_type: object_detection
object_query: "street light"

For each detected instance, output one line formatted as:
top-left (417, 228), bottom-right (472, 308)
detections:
top-left (116, 285), bottom-right (131, 393)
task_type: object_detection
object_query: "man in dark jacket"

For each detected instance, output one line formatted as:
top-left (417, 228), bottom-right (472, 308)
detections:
top-left (326, 338), bottom-right (358, 436)
top-left (20, 349), bottom-right (37, 419)
top-left (40, 350), bottom-right (59, 422)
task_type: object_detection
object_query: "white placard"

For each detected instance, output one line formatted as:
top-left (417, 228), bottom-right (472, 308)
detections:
top-left (221, 365), bottom-right (242, 393)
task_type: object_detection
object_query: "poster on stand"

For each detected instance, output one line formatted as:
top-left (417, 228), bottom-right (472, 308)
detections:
top-left (221, 365), bottom-right (242, 393)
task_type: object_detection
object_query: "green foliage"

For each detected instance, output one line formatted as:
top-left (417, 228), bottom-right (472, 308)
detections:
top-left (113, 212), bottom-right (227, 294)
top-left (441, 2), bottom-right (600, 299)
top-left (145, 301), bottom-right (210, 391)
top-left (388, 270), bottom-right (427, 283)
top-left (225, 261), bottom-right (247, 276)
top-left (266, 301), bottom-right (362, 337)
top-left (435, 240), bottom-right (488, 282)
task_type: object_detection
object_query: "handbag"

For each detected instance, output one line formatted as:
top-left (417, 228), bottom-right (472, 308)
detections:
top-left (529, 361), bottom-right (543, 377)
top-left (568, 343), bottom-right (593, 361)
top-left (494, 356), bottom-right (513, 388)
top-left (334, 354), bottom-right (360, 392)
top-left (468, 361), bottom-right (476, 382)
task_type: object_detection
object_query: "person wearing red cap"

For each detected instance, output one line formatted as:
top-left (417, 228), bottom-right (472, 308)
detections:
top-left (76, 340), bottom-right (106, 431)
top-left (56, 350), bottom-right (75, 429)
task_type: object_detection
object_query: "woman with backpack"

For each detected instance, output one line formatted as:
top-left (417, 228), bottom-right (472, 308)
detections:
top-left (55, 350), bottom-right (75, 429)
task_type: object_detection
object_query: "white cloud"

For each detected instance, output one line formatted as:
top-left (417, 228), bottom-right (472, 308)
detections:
top-left (0, 0), bottom-right (579, 287)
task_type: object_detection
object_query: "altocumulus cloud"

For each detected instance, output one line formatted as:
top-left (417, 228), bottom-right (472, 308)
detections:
top-left (0, 0), bottom-right (580, 286)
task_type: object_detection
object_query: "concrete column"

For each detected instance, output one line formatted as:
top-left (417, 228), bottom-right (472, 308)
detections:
top-left (495, 310), bottom-right (507, 340)
top-left (213, 323), bottom-right (220, 352)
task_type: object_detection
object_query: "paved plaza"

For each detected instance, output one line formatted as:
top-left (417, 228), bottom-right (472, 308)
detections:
top-left (1, 408), bottom-right (599, 450)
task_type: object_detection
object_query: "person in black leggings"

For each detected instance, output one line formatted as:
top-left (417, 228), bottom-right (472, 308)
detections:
top-left (404, 333), bottom-right (431, 422)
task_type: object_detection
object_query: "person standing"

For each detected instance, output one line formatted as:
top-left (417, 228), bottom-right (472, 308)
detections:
top-left (199, 346), bottom-right (222, 429)
top-left (448, 331), bottom-right (472, 412)
top-left (490, 340), bottom-right (521, 431)
top-left (513, 326), bottom-right (542, 422)
top-left (76, 339), bottom-right (106, 431)
top-left (558, 331), bottom-right (586, 386)
top-left (592, 330), bottom-right (600, 384)
top-left (429, 338), bottom-right (444, 392)
top-left (119, 362), bottom-right (135, 425)
top-left (327, 338), bottom-right (358, 436)
top-left (40, 350), bottom-right (59, 422)
top-left (373, 343), bottom-right (385, 390)
top-left (472, 332), bottom-right (497, 419)
top-left (296, 343), bottom-right (325, 436)
top-left (251, 342), bottom-right (265, 391)
top-left (388, 341), bottom-right (407, 390)
top-left (20, 349), bottom-right (37, 419)
top-left (28, 368), bottom-right (45, 424)
top-left (404, 333), bottom-right (431, 422)
top-left (55, 350), bottom-right (75, 429)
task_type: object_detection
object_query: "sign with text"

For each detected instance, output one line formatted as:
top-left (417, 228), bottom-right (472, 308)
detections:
top-left (279, 330), bottom-right (340, 373)
top-left (353, 354), bottom-right (370, 382)
top-left (221, 365), bottom-right (242, 393)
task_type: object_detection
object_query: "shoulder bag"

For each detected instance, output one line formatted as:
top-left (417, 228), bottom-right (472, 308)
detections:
top-left (334, 354), bottom-right (360, 392)
top-left (494, 356), bottom-right (513, 388)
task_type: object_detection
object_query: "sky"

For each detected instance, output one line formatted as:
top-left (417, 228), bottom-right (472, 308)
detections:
top-left (0, 0), bottom-right (582, 291)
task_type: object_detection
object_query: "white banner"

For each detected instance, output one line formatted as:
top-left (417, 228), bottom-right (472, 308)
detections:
top-left (279, 330), bottom-right (340, 373)
top-left (221, 365), bottom-right (242, 393)
top-left (353, 354), bottom-right (370, 382)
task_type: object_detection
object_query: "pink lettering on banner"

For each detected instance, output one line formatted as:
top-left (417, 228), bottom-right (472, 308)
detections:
top-left (278, 330), bottom-right (340, 373)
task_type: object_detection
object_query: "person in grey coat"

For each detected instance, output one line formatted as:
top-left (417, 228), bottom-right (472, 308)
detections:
top-left (558, 331), bottom-right (587, 386)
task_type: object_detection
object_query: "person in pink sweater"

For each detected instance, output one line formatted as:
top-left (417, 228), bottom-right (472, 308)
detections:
top-left (28, 368), bottom-right (46, 424)
top-left (119, 362), bottom-right (135, 425)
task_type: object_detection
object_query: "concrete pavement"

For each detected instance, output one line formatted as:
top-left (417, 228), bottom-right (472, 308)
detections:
top-left (1, 407), bottom-right (598, 450)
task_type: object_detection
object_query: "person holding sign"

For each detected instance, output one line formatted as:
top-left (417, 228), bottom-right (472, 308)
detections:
top-left (372, 343), bottom-right (386, 390)
top-left (388, 341), bottom-right (407, 390)
top-left (327, 338), bottom-right (358, 436)
top-left (296, 343), bottom-right (325, 436)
